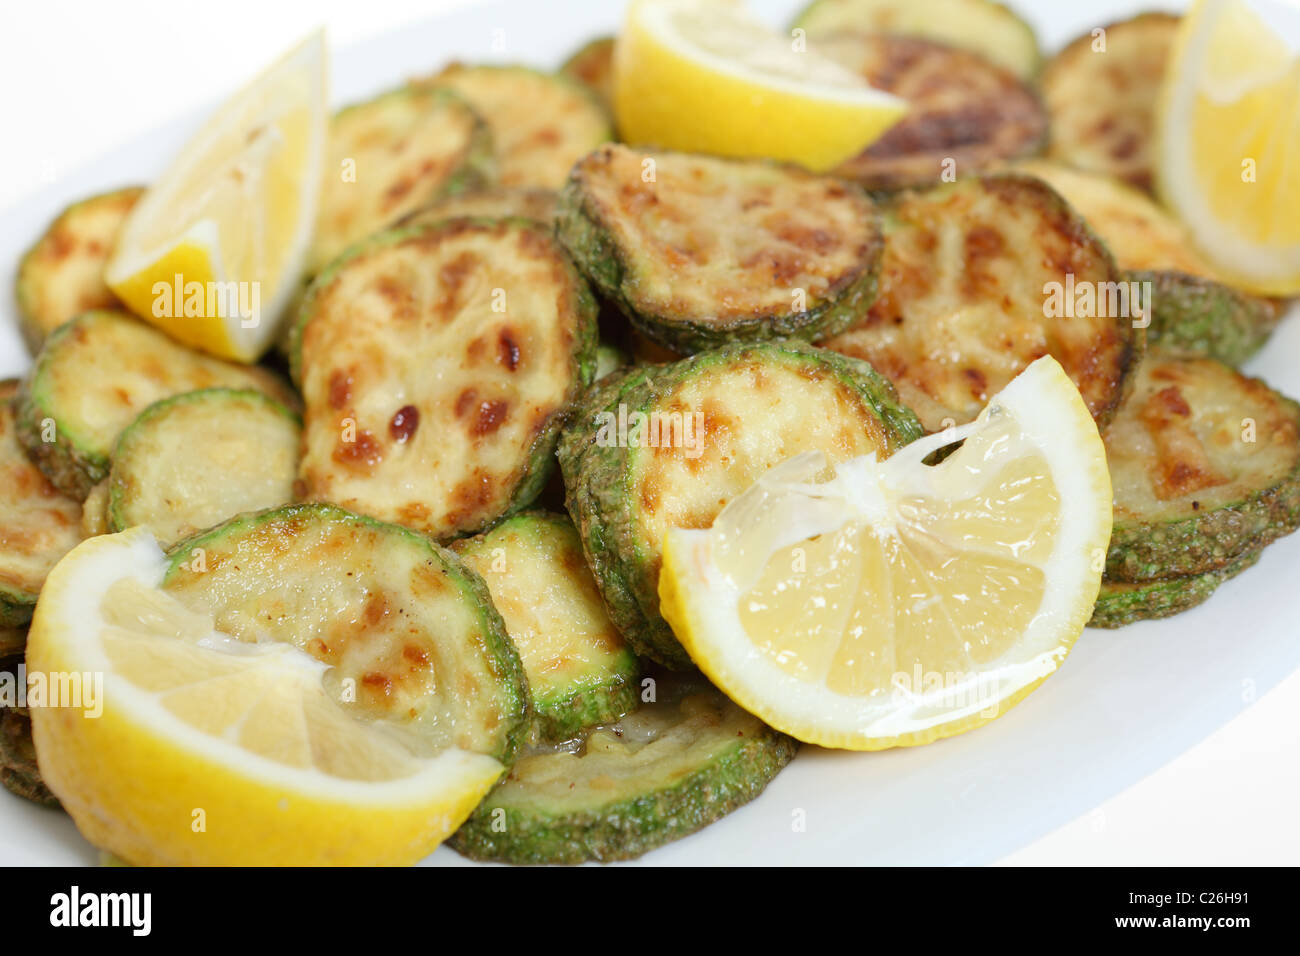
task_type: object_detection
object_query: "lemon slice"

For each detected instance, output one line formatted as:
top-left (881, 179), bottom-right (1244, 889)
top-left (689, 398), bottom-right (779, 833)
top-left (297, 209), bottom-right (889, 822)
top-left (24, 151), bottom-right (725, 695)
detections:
top-left (659, 357), bottom-right (1111, 751)
top-left (105, 33), bottom-right (327, 362)
top-left (1156, 0), bottom-right (1300, 295)
top-left (614, 0), bottom-right (906, 172)
top-left (25, 529), bottom-right (502, 866)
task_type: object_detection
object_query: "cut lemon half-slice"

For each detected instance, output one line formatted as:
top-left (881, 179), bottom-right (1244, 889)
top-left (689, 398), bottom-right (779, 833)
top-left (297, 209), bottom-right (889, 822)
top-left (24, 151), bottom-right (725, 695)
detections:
top-left (25, 529), bottom-right (503, 866)
top-left (659, 357), bottom-right (1111, 751)
top-left (105, 33), bottom-right (327, 361)
top-left (614, 0), bottom-right (906, 172)
top-left (1155, 0), bottom-right (1300, 295)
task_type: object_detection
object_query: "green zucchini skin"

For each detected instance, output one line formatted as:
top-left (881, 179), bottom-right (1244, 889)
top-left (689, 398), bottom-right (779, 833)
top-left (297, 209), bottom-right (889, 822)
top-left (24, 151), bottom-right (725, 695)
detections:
top-left (1089, 551), bottom-right (1261, 629)
top-left (14, 310), bottom-right (298, 500)
top-left (556, 144), bottom-right (884, 355)
top-left (1104, 355), bottom-right (1300, 581)
top-left (292, 219), bottom-right (599, 540)
top-left (397, 187), bottom-right (559, 230)
top-left (450, 684), bottom-right (797, 864)
top-left (1133, 270), bottom-right (1279, 366)
top-left (0, 708), bottom-right (60, 809)
top-left (558, 340), bottom-right (924, 668)
top-left (14, 186), bottom-right (144, 353)
top-left (107, 388), bottom-right (301, 547)
top-left (160, 502), bottom-right (532, 765)
top-left (452, 510), bottom-right (640, 743)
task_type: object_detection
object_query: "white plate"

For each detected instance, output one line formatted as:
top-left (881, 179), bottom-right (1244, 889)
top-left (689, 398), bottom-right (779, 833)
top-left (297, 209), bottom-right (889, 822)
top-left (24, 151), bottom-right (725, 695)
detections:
top-left (2, 0), bottom-right (1296, 867)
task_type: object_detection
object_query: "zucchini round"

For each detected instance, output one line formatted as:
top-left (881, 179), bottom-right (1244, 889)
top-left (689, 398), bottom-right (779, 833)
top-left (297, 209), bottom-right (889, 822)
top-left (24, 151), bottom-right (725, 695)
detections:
top-left (453, 511), bottom-right (639, 742)
top-left (398, 187), bottom-right (558, 230)
top-left (559, 36), bottom-right (616, 115)
top-left (0, 707), bottom-right (59, 809)
top-left (310, 85), bottom-right (493, 272)
top-left (792, 0), bottom-right (1041, 79)
top-left (14, 186), bottom-right (144, 353)
top-left (0, 379), bottom-right (83, 627)
top-left (1042, 12), bottom-right (1180, 193)
top-left (1104, 353), bottom-right (1300, 581)
top-left (557, 144), bottom-right (885, 354)
top-left (1089, 550), bottom-right (1261, 629)
top-left (14, 310), bottom-right (298, 500)
top-left (558, 339), bottom-right (923, 667)
top-left (108, 388), bottom-right (301, 546)
top-left (824, 174), bottom-right (1140, 431)
top-left (424, 65), bottom-right (611, 189)
top-left (1005, 162), bottom-right (1278, 363)
top-left (160, 502), bottom-right (530, 765)
top-left (450, 678), bottom-right (797, 864)
top-left (294, 219), bottom-right (598, 539)
top-left (812, 33), bottom-right (1046, 190)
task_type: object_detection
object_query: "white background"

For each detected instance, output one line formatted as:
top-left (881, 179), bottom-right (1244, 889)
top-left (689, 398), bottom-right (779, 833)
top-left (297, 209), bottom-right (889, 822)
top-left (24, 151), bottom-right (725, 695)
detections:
top-left (0, 0), bottom-right (1296, 866)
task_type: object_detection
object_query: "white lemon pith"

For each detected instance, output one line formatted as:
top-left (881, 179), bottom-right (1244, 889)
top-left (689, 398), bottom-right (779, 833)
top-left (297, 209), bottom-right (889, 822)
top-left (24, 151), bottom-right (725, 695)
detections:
top-left (104, 33), bottom-right (327, 361)
top-left (614, 0), bottom-right (906, 172)
top-left (25, 529), bottom-right (502, 866)
top-left (1156, 0), bottom-right (1300, 294)
top-left (659, 357), bottom-right (1112, 751)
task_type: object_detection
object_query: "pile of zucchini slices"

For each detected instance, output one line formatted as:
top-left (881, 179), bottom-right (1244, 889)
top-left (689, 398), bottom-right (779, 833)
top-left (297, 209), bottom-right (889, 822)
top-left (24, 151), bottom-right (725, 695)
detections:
top-left (2, 1), bottom-right (1296, 861)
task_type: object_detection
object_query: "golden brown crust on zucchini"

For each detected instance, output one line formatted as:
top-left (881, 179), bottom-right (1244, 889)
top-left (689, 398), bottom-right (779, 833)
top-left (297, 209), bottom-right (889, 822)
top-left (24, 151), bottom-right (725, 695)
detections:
top-left (824, 174), bottom-right (1139, 431)
top-left (296, 219), bottom-right (598, 539)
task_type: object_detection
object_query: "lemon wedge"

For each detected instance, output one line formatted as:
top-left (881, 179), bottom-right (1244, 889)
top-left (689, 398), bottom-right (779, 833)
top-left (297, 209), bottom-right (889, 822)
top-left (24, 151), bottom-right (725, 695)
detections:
top-left (614, 0), bottom-right (906, 172)
top-left (1156, 0), bottom-right (1300, 295)
top-left (659, 357), bottom-right (1111, 751)
top-left (105, 34), bottom-right (327, 362)
top-left (25, 529), bottom-right (502, 866)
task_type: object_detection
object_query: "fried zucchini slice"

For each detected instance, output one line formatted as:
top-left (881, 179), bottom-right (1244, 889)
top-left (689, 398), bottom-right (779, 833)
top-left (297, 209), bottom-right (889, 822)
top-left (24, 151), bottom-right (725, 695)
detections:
top-left (14, 186), bottom-right (143, 353)
top-left (794, 0), bottom-right (1041, 79)
top-left (1089, 550), bottom-right (1260, 629)
top-left (160, 503), bottom-right (530, 764)
top-left (14, 310), bottom-right (297, 500)
top-left (1042, 12), bottom-right (1180, 192)
top-left (450, 677), bottom-right (797, 864)
top-left (0, 707), bottom-right (59, 809)
top-left (813, 33), bottom-right (1046, 190)
top-left (824, 174), bottom-right (1140, 431)
top-left (0, 379), bottom-right (83, 627)
top-left (294, 219), bottom-right (597, 539)
top-left (560, 36), bottom-right (616, 114)
top-left (425, 65), bottom-right (611, 189)
top-left (1105, 354), bottom-right (1300, 581)
top-left (398, 187), bottom-right (558, 230)
top-left (1007, 162), bottom-right (1278, 364)
top-left (310, 86), bottom-right (493, 272)
top-left (453, 511), bottom-right (639, 742)
top-left (558, 339), bottom-right (923, 667)
top-left (107, 389), bottom-right (300, 546)
top-left (558, 145), bottom-right (884, 354)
